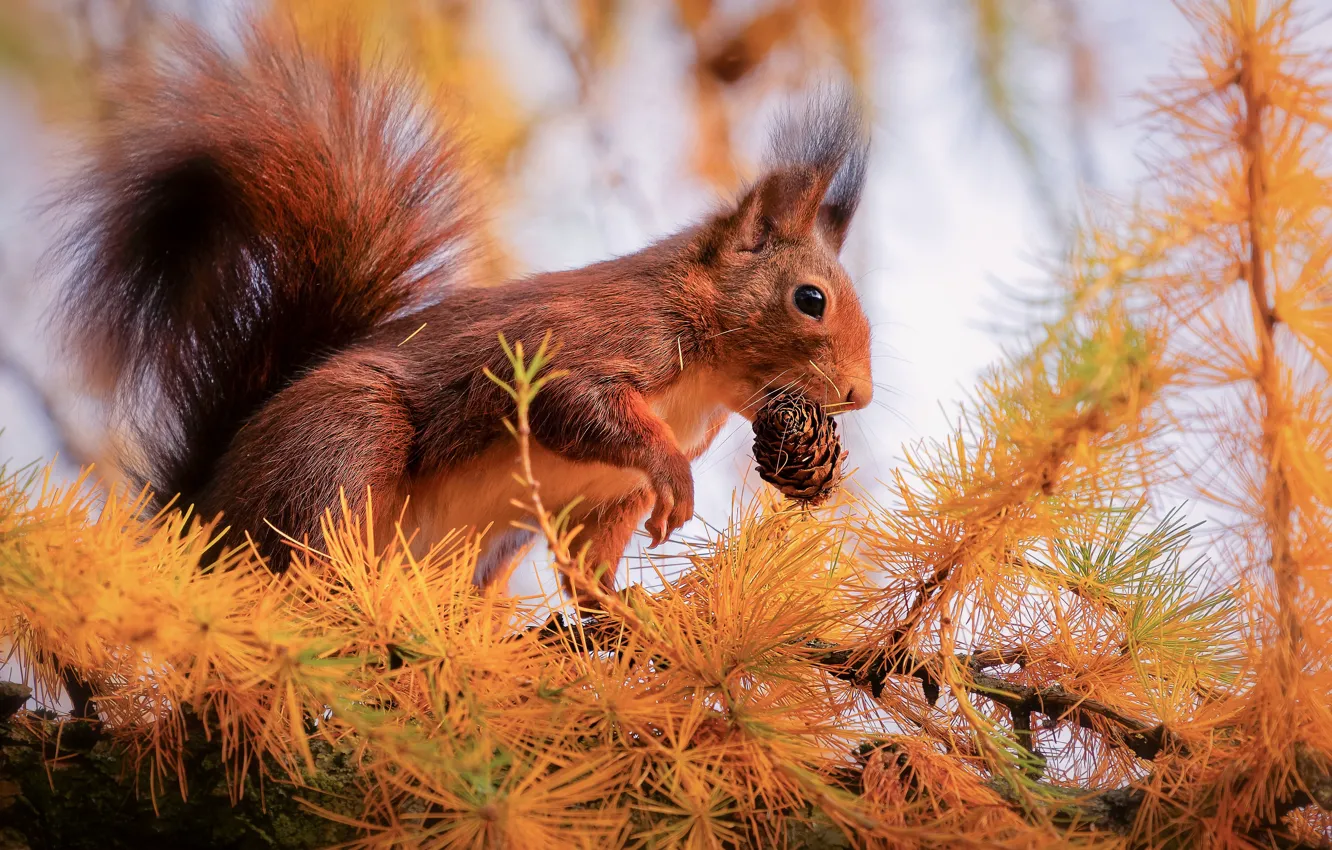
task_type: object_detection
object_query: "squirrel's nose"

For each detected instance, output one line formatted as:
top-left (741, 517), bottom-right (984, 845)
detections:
top-left (843, 376), bottom-right (873, 411)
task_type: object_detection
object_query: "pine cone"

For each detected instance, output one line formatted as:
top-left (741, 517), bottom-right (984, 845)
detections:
top-left (752, 393), bottom-right (847, 505)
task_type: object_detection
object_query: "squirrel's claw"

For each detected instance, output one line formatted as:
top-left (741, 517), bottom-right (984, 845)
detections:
top-left (646, 496), bottom-right (673, 548)
top-left (646, 452), bottom-right (694, 548)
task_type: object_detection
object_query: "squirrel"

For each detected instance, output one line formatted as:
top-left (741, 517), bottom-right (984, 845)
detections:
top-left (56, 21), bottom-right (875, 599)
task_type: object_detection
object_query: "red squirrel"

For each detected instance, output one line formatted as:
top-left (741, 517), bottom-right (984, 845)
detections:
top-left (57, 22), bottom-right (874, 597)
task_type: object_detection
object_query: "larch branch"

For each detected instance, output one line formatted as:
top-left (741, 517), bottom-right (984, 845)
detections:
top-left (1237, 11), bottom-right (1302, 670)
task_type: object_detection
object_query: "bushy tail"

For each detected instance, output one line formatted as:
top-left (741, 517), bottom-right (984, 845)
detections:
top-left (57, 21), bottom-right (475, 507)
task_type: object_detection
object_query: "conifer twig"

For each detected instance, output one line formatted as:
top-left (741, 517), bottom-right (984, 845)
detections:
top-left (483, 333), bottom-right (684, 657)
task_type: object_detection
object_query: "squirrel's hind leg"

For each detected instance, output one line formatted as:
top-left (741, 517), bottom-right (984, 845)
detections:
top-left (561, 489), bottom-right (653, 605)
top-left (203, 353), bottom-right (415, 570)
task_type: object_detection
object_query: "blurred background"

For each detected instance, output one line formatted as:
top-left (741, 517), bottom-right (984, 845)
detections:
top-left (0, 0), bottom-right (1194, 597)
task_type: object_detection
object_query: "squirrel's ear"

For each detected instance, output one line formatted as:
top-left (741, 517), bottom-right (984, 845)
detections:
top-left (720, 166), bottom-right (833, 254)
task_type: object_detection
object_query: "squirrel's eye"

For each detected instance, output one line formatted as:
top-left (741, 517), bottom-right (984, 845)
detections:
top-left (793, 284), bottom-right (826, 319)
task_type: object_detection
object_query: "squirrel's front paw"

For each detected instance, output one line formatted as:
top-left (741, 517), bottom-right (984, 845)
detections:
top-left (645, 452), bottom-right (694, 547)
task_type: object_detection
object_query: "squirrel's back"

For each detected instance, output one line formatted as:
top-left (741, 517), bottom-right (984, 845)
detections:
top-left (56, 21), bottom-right (476, 508)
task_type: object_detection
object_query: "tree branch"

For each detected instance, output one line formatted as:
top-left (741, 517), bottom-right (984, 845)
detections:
top-left (851, 740), bottom-right (1331, 847)
top-left (806, 640), bottom-right (1186, 760)
top-left (0, 695), bottom-right (361, 848)
top-left (1237, 10), bottom-right (1302, 676)
top-left (0, 348), bottom-right (98, 470)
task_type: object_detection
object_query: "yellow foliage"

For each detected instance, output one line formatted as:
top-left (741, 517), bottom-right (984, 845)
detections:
top-left (3, 0), bottom-right (1332, 847)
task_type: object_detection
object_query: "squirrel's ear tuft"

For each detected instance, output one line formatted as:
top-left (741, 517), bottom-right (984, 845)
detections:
top-left (702, 86), bottom-right (869, 261)
top-left (765, 86), bottom-right (869, 252)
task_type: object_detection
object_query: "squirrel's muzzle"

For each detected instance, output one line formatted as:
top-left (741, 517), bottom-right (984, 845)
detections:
top-left (842, 375), bottom-right (873, 412)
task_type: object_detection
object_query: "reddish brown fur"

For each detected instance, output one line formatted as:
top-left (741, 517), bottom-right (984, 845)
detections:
top-left (57, 21), bottom-right (874, 598)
